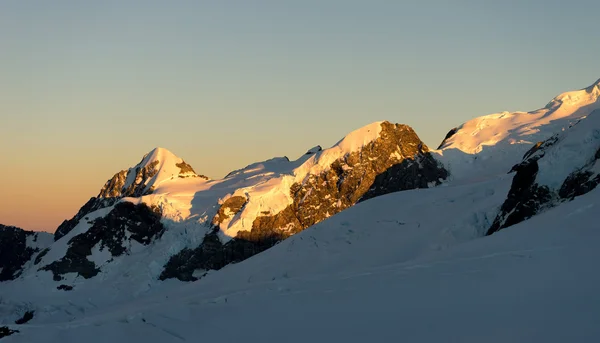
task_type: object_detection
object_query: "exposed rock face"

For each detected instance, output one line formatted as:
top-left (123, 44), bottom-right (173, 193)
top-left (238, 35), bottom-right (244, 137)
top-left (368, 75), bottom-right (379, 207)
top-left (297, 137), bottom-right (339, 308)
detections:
top-left (211, 196), bottom-right (248, 226)
top-left (0, 225), bottom-right (48, 281)
top-left (160, 229), bottom-right (287, 281)
top-left (96, 160), bottom-right (162, 200)
top-left (251, 123), bottom-right (446, 232)
top-left (159, 233), bottom-right (225, 281)
top-left (361, 151), bottom-right (448, 201)
top-left (176, 161), bottom-right (208, 179)
top-left (121, 160), bottom-right (160, 197)
top-left (54, 162), bottom-right (161, 242)
top-left (487, 115), bottom-right (600, 235)
top-left (559, 147), bottom-right (600, 200)
top-left (161, 122), bottom-right (449, 281)
top-left (42, 202), bottom-right (165, 281)
top-left (486, 159), bottom-right (553, 235)
top-left (98, 170), bottom-right (128, 198)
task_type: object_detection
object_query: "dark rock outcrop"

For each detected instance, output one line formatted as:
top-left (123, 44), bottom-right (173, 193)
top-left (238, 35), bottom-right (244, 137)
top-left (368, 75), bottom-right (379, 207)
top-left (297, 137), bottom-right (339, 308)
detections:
top-left (57, 284), bottom-right (74, 291)
top-left (0, 327), bottom-right (18, 339)
top-left (160, 233), bottom-right (224, 281)
top-left (43, 202), bottom-right (165, 281)
top-left (159, 228), bottom-right (286, 282)
top-left (34, 248), bottom-right (49, 265)
top-left (487, 119), bottom-right (600, 235)
top-left (68, 161), bottom-right (160, 232)
top-left (361, 151), bottom-right (448, 201)
top-left (486, 159), bottom-right (552, 235)
top-left (559, 170), bottom-right (600, 200)
top-left (54, 163), bottom-right (157, 241)
top-left (14, 311), bottom-right (34, 325)
top-left (161, 122), bottom-right (449, 281)
top-left (0, 225), bottom-right (40, 281)
top-left (558, 148), bottom-right (600, 200)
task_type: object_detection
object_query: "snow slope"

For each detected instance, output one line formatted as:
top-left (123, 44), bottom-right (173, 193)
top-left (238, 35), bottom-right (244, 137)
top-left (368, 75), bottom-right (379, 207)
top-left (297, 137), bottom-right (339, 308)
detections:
top-left (5, 176), bottom-right (600, 342)
top-left (436, 78), bottom-right (600, 181)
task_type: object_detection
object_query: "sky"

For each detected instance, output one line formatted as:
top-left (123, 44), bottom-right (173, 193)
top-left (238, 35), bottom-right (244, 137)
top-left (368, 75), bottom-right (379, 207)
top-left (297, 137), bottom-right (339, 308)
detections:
top-left (1, 0), bottom-right (599, 232)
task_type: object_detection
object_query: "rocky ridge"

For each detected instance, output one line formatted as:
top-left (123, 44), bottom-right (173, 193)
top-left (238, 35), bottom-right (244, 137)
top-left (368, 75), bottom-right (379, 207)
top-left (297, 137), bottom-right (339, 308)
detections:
top-left (161, 122), bottom-right (448, 280)
top-left (487, 110), bottom-right (600, 235)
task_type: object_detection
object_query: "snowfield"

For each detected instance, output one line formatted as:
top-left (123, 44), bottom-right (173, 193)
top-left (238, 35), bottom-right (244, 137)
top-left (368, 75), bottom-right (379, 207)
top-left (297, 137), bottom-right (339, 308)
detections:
top-left (4, 182), bottom-right (600, 342)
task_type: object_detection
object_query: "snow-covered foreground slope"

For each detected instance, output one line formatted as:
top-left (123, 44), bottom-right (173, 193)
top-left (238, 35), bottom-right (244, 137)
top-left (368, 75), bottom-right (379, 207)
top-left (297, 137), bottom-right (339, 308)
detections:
top-left (436, 78), bottom-right (600, 181)
top-left (6, 180), bottom-right (600, 342)
top-left (0, 170), bottom-right (509, 325)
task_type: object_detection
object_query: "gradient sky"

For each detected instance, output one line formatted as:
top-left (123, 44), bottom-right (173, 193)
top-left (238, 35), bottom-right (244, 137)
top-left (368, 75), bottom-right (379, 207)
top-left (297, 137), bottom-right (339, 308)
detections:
top-left (1, 0), bottom-right (599, 232)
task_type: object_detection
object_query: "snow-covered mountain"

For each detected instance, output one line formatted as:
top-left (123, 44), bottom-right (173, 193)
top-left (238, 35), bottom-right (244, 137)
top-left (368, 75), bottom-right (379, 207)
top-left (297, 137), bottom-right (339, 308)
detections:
top-left (53, 147), bottom-right (207, 241)
top-left (1, 78), bottom-right (600, 342)
top-left (435, 78), bottom-right (600, 181)
top-left (17, 120), bottom-right (446, 286)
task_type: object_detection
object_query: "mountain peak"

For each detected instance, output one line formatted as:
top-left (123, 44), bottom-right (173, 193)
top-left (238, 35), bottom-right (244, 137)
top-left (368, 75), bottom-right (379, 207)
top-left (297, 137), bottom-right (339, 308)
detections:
top-left (54, 148), bottom-right (207, 241)
top-left (435, 78), bottom-right (600, 182)
top-left (138, 147), bottom-right (179, 168)
top-left (98, 148), bottom-right (206, 199)
top-left (144, 146), bottom-right (176, 158)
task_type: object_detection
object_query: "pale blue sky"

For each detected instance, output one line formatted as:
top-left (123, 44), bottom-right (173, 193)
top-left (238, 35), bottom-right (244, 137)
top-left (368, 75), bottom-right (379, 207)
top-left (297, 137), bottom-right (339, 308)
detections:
top-left (1, 0), bottom-right (599, 230)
